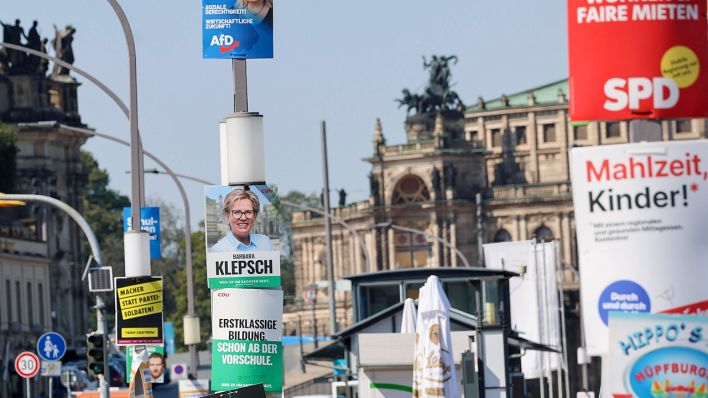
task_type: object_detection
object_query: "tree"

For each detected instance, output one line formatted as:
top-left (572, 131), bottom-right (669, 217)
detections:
top-left (169, 225), bottom-right (210, 351)
top-left (0, 124), bottom-right (17, 193)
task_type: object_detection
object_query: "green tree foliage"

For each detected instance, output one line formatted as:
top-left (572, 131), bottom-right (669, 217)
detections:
top-left (80, 151), bottom-right (130, 276)
top-left (0, 124), bottom-right (17, 193)
top-left (170, 225), bottom-right (210, 351)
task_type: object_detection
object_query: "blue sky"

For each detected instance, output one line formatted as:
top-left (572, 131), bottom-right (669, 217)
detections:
top-left (3, 1), bottom-right (568, 228)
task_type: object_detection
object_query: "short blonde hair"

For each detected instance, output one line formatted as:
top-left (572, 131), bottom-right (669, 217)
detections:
top-left (222, 189), bottom-right (260, 220)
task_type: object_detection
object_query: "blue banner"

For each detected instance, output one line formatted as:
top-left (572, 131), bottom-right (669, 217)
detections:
top-left (123, 207), bottom-right (161, 259)
top-left (202, 0), bottom-right (273, 59)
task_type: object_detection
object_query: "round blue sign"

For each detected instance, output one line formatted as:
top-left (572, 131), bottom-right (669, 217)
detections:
top-left (598, 280), bottom-right (651, 326)
top-left (37, 332), bottom-right (67, 361)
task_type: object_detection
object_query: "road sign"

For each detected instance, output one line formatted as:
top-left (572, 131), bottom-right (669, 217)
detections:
top-left (171, 363), bottom-right (188, 381)
top-left (37, 332), bottom-right (67, 361)
top-left (305, 286), bottom-right (316, 304)
top-left (41, 360), bottom-right (62, 376)
top-left (14, 351), bottom-right (40, 378)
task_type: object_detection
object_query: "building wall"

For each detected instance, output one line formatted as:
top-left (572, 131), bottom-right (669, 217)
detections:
top-left (286, 80), bottom-right (707, 338)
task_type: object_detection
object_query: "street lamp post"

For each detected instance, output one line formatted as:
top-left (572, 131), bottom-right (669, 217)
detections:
top-left (20, 121), bottom-right (201, 379)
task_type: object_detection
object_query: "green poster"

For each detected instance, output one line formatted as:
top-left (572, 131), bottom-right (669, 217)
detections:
top-left (126, 345), bottom-right (165, 383)
top-left (211, 289), bottom-right (283, 392)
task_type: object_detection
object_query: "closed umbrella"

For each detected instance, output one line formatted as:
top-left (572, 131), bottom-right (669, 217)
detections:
top-left (412, 276), bottom-right (459, 398)
top-left (401, 298), bottom-right (417, 333)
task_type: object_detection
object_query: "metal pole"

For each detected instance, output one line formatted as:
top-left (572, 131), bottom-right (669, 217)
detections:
top-left (555, 244), bottom-right (570, 398)
top-left (25, 378), bottom-right (29, 398)
top-left (53, 124), bottom-right (200, 379)
top-left (297, 314), bottom-right (305, 373)
top-left (106, 0), bottom-right (143, 233)
top-left (48, 376), bottom-right (52, 398)
top-left (321, 121), bottom-right (337, 335)
top-left (233, 59), bottom-right (248, 112)
top-left (311, 292), bottom-right (318, 349)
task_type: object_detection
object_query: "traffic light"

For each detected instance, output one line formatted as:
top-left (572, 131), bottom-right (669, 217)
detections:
top-left (86, 332), bottom-right (105, 377)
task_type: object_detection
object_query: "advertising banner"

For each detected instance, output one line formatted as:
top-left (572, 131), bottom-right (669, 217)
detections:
top-left (569, 140), bottom-right (708, 355)
top-left (605, 313), bottom-right (708, 398)
top-left (115, 276), bottom-right (164, 345)
top-left (204, 185), bottom-right (280, 289)
top-left (567, 0), bottom-right (707, 120)
top-left (123, 207), bottom-right (161, 259)
top-left (484, 240), bottom-right (562, 378)
top-left (127, 345), bottom-right (165, 383)
top-left (202, 0), bottom-right (273, 59)
top-left (211, 289), bottom-right (283, 392)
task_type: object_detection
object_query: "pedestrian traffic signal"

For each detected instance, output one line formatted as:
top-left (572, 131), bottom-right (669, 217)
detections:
top-left (86, 332), bottom-right (105, 377)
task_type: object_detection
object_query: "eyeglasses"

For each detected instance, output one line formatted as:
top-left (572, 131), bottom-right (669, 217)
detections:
top-left (229, 209), bottom-right (255, 219)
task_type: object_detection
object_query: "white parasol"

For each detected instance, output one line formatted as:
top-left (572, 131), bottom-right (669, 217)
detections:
top-left (401, 298), bottom-right (417, 333)
top-left (412, 275), bottom-right (459, 398)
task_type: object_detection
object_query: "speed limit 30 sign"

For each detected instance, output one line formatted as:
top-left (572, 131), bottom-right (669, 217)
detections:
top-left (15, 351), bottom-right (40, 378)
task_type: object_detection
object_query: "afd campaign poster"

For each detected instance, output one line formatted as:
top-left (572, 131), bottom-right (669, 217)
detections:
top-left (204, 185), bottom-right (280, 289)
top-left (202, 0), bottom-right (273, 59)
top-left (570, 140), bottom-right (708, 355)
top-left (567, 0), bottom-right (707, 120)
top-left (123, 207), bottom-right (161, 259)
top-left (211, 289), bottom-right (283, 392)
top-left (606, 313), bottom-right (708, 398)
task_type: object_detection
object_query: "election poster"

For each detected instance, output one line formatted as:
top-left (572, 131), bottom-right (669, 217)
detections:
top-left (211, 289), bottom-right (283, 392)
top-left (123, 207), bottom-right (161, 259)
top-left (115, 276), bottom-right (164, 345)
top-left (179, 379), bottom-right (210, 398)
top-left (484, 240), bottom-right (562, 379)
top-left (567, 0), bottom-right (707, 120)
top-left (127, 345), bottom-right (165, 384)
top-left (204, 185), bottom-right (280, 289)
top-left (202, 0), bottom-right (273, 59)
top-left (569, 140), bottom-right (708, 355)
top-left (605, 313), bottom-right (708, 398)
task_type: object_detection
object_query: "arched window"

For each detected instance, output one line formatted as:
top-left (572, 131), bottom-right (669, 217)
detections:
top-left (534, 225), bottom-right (554, 242)
top-left (493, 229), bottom-right (512, 242)
top-left (391, 175), bottom-right (430, 205)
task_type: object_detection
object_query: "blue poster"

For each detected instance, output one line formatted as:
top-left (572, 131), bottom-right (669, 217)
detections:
top-left (163, 322), bottom-right (175, 356)
top-left (123, 207), bottom-right (161, 259)
top-left (202, 0), bottom-right (273, 59)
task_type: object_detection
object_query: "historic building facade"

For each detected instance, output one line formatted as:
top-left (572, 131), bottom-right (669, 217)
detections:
top-left (1, 20), bottom-right (91, 397)
top-left (285, 78), bottom-right (707, 340)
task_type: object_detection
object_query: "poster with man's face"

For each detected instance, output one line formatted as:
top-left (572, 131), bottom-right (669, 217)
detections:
top-left (204, 185), bottom-right (281, 289)
top-left (127, 345), bottom-right (165, 384)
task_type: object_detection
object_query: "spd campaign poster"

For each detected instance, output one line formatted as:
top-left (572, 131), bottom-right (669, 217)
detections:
top-left (204, 185), bottom-right (280, 289)
top-left (211, 289), bottom-right (283, 392)
top-left (570, 140), bottom-right (708, 355)
top-left (202, 0), bottom-right (273, 59)
top-left (605, 313), bottom-right (708, 398)
top-left (567, 0), bottom-right (707, 120)
top-left (115, 276), bottom-right (164, 345)
top-left (123, 207), bottom-right (161, 259)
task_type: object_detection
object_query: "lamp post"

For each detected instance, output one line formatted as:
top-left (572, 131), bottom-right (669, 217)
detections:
top-left (19, 121), bottom-right (201, 379)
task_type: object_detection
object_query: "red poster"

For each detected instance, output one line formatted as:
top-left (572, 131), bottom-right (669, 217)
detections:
top-left (567, 0), bottom-right (707, 121)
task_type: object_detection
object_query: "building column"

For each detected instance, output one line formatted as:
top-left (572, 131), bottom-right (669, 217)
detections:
top-left (449, 210), bottom-right (458, 267)
top-left (558, 109), bottom-right (570, 180)
top-left (431, 212), bottom-right (441, 267)
top-left (388, 227), bottom-right (396, 269)
top-left (561, 212), bottom-right (572, 265)
top-left (528, 112), bottom-right (540, 183)
top-left (520, 215), bottom-right (528, 240)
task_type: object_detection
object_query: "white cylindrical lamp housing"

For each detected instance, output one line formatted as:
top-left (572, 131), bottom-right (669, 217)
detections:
top-left (183, 315), bottom-right (201, 345)
top-left (124, 230), bottom-right (151, 277)
top-left (219, 112), bottom-right (265, 186)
